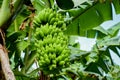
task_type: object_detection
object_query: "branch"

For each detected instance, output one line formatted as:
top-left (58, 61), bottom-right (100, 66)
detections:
top-left (0, 44), bottom-right (16, 80)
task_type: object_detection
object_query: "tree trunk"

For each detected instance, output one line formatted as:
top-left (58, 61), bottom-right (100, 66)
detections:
top-left (0, 44), bottom-right (16, 80)
top-left (0, 68), bottom-right (5, 80)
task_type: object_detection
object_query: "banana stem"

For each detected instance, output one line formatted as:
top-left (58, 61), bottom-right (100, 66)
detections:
top-left (21, 28), bottom-right (32, 73)
top-left (0, 44), bottom-right (16, 80)
top-left (0, 0), bottom-right (11, 27)
top-left (25, 52), bottom-right (37, 72)
top-left (0, 0), bottom-right (24, 31)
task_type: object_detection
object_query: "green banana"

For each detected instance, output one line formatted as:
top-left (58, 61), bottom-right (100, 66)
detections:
top-left (34, 8), bottom-right (70, 75)
top-left (48, 12), bottom-right (56, 22)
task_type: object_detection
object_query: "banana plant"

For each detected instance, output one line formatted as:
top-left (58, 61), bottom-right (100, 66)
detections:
top-left (0, 0), bottom-right (120, 80)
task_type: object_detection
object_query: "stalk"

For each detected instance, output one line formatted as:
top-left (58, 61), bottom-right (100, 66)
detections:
top-left (0, 44), bottom-right (16, 80)
top-left (21, 27), bottom-right (32, 73)
top-left (0, 0), bottom-right (11, 27)
top-left (0, 0), bottom-right (24, 31)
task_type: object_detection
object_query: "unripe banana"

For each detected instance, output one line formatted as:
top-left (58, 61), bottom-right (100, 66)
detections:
top-left (38, 10), bottom-right (46, 22)
top-left (34, 8), bottom-right (70, 75)
top-left (50, 54), bottom-right (56, 59)
top-left (48, 12), bottom-right (56, 22)
top-left (52, 60), bottom-right (56, 64)
top-left (59, 61), bottom-right (65, 66)
top-left (57, 21), bottom-right (64, 27)
top-left (34, 8), bottom-right (67, 31)
top-left (34, 17), bottom-right (41, 26)
top-left (45, 58), bottom-right (50, 64)
top-left (49, 18), bottom-right (56, 25)
top-left (44, 12), bottom-right (49, 22)
top-left (39, 56), bottom-right (44, 60)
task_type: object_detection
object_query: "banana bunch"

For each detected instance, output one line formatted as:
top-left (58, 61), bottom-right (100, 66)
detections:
top-left (33, 8), bottom-right (66, 31)
top-left (35, 24), bottom-right (70, 74)
top-left (34, 9), bottom-right (70, 75)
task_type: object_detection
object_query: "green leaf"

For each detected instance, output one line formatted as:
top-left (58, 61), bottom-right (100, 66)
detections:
top-left (85, 63), bottom-right (102, 75)
top-left (68, 36), bottom-right (79, 45)
top-left (16, 40), bottom-right (29, 51)
top-left (65, 1), bottom-right (120, 37)
top-left (65, 18), bottom-right (79, 35)
top-left (113, 0), bottom-right (120, 14)
top-left (94, 1), bottom-right (112, 21)
top-left (6, 32), bottom-right (22, 58)
top-left (78, 7), bottom-right (103, 31)
top-left (65, 2), bottom-right (105, 36)
top-left (6, 32), bottom-right (22, 42)
top-left (72, 0), bottom-right (93, 7)
top-left (6, 31), bottom-right (28, 69)
top-left (69, 47), bottom-right (89, 61)
top-left (109, 65), bottom-right (120, 79)
top-left (56, 0), bottom-right (74, 10)
top-left (68, 8), bottom-right (84, 17)
top-left (107, 22), bottom-right (120, 36)
top-left (97, 56), bottom-right (110, 73)
top-left (28, 68), bottom-right (40, 77)
top-left (31, 0), bottom-right (46, 14)
top-left (93, 26), bottom-right (108, 35)
top-left (14, 71), bottom-right (37, 80)
top-left (84, 30), bottom-right (96, 38)
top-left (85, 52), bottom-right (98, 65)
top-left (97, 36), bottom-right (120, 48)
top-left (109, 46), bottom-right (120, 58)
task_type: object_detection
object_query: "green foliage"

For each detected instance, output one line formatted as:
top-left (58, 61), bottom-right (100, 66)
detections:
top-left (14, 71), bottom-right (37, 80)
top-left (113, 0), bottom-right (120, 14)
top-left (65, 0), bottom-right (120, 38)
top-left (6, 31), bottom-right (26, 68)
top-left (0, 0), bottom-right (120, 80)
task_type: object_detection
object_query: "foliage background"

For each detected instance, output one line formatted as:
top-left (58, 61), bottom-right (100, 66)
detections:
top-left (0, 0), bottom-right (120, 80)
